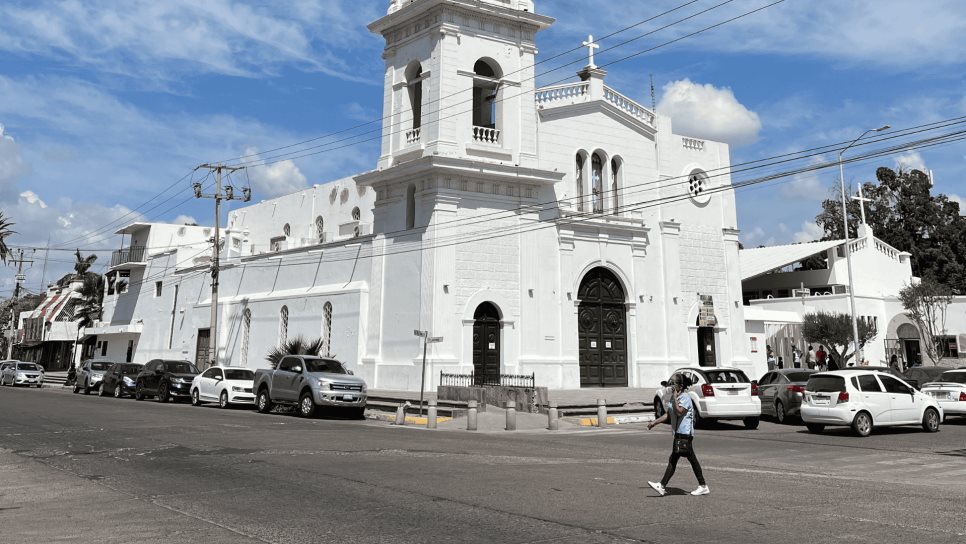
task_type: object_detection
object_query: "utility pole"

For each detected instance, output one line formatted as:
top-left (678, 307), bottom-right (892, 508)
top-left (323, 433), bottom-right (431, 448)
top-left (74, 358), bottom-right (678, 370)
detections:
top-left (7, 249), bottom-right (34, 359)
top-left (193, 164), bottom-right (250, 369)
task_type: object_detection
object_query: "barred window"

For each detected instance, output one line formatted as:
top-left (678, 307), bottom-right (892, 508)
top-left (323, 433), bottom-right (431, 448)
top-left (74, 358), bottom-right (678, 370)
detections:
top-left (241, 309), bottom-right (252, 366)
top-left (322, 302), bottom-right (333, 356)
top-left (279, 306), bottom-right (289, 346)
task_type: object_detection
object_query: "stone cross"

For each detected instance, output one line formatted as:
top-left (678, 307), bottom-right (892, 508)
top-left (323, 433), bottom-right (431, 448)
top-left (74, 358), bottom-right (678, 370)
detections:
top-left (582, 35), bottom-right (600, 68)
top-left (852, 184), bottom-right (872, 225)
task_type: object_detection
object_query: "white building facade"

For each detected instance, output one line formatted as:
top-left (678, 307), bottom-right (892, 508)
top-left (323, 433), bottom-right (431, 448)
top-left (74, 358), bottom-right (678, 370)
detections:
top-left (91, 0), bottom-right (754, 390)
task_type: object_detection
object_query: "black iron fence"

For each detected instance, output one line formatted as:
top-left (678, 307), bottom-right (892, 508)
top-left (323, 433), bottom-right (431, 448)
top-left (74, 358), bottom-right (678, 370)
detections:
top-left (111, 246), bottom-right (146, 268)
top-left (440, 371), bottom-right (535, 388)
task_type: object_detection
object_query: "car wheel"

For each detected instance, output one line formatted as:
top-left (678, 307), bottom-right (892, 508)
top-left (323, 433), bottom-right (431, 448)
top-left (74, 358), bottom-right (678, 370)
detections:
top-left (83, 381), bottom-right (90, 395)
top-left (653, 397), bottom-right (664, 420)
top-left (114, 384), bottom-right (123, 398)
top-left (191, 388), bottom-right (201, 406)
top-left (135, 381), bottom-right (144, 401)
top-left (743, 417), bottom-right (760, 430)
top-left (298, 391), bottom-right (317, 418)
top-left (852, 412), bottom-right (873, 437)
top-left (805, 423), bottom-right (825, 434)
top-left (219, 391), bottom-right (229, 409)
top-left (73, 381), bottom-right (80, 394)
top-left (693, 407), bottom-right (705, 429)
top-left (922, 407), bottom-right (940, 433)
top-left (775, 401), bottom-right (786, 424)
top-left (256, 389), bottom-right (273, 413)
top-left (97, 385), bottom-right (105, 397)
top-left (156, 382), bottom-right (169, 403)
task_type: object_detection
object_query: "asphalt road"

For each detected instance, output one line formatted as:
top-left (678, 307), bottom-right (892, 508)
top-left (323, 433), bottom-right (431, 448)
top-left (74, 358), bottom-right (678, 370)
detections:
top-left (1, 386), bottom-right (965, 544)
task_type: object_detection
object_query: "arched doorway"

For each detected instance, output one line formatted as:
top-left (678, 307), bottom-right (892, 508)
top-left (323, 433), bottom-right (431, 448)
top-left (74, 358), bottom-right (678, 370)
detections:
top-left (577, 268), bottom-right (628, 387)
top-left (695, 296), bottom-right (718, 367)
top-left (472, 302), bottom-right (501, 385)
top-left (897, 323), bottom-right (921, 369)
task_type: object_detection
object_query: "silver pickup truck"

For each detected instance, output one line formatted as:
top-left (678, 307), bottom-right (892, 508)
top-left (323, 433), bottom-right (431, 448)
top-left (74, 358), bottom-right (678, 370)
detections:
top-left (253, 355), bottom-right (367, 418)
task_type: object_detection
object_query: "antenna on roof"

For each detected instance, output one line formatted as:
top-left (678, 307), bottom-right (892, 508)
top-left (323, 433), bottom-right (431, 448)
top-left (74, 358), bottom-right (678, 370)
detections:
top-left (649, 74), bottom-right (656, 112)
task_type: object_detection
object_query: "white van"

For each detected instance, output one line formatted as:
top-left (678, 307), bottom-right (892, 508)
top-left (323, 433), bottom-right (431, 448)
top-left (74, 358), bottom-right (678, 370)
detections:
top-left (801, 369), bottom-right (943, 437)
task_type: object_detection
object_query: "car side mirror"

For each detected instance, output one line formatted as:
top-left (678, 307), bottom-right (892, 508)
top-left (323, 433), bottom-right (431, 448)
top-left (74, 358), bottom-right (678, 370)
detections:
top-left (347, 370), bottom-right (354, 375)
top-left (291, 366), bottom-right (302, 373)
top-left (214, 376), bottom-right (222, 381)
top-left (660, 381), bottom-right (668, 387)
top-left (154, 369), bottom-right (163, 375)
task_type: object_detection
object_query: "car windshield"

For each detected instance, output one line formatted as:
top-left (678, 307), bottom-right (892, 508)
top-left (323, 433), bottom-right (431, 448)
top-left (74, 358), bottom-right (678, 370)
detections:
top-left (703, 370), bottom-right (749, 383)
top-left (304, 358), bottom-right (348, 374)
top-left (90, 362), bottom-right (112, 371)
top-left (224, 369), bottom-right (254, 381)
top-left (938, 371), bottom-right (966, 384)
top-left (163, 361), bottom-right (199, 374)
top-left (121, 364), bottom-right (142, 375)
top-left (17, 363), bottom-right (40, 371)
top-left (784, 371), bottom-right (813, 382)
top-left (807, 376), bottom-right (846, 392)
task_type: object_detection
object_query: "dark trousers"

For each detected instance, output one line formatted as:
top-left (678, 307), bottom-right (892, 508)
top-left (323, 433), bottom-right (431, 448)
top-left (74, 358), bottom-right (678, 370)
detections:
top-left (660, 434), bottom-right (706, 487)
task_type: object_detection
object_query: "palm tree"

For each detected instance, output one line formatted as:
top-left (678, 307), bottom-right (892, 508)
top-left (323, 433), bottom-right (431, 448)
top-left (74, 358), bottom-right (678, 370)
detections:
top-left (0, 212), bottom-right (15, 264)
top-left (265, 335), bottom-right (325, 369)
top-left (75, 273), bottom-right (105, 327)
top-left (73, 250), bottom-right (98, 277)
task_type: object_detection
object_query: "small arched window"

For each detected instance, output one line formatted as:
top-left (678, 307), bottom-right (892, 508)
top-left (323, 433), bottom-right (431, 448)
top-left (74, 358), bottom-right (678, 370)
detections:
top-left (352, 206), bottom-right (361, 221)
top-left (591, 153), bottom-right (604, 214)
top-left (279, 306), bottom-right (289, 346)
top-left (283, 223), bottom-right (291, 237)
top-left (315, 215), bottom-right (324, 242)
top-left (322, 302), bottom-right (333, 356)
top-left (472, 59), bottom-right (501, 140)
top-left (687, 169), bottom-right (711, 204)
top-left (611, 157), bottom-right (621, 215)
top-left (405, 184), bottom-right (416, 230)
top-left (575, 153), bottom-right (585, 212)
top-left (241, 309), bottom-right (252, 367)
top-left (406, 62), bottom-right (423, 131)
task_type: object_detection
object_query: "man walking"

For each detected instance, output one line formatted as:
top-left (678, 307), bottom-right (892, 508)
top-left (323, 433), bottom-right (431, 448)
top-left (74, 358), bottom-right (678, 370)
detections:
top-left (647, 374), bottom-right (708, 496)
top-left (815, 345), bottom-right (827, 371)
top-left (805, 346), bottom-right (815, 369)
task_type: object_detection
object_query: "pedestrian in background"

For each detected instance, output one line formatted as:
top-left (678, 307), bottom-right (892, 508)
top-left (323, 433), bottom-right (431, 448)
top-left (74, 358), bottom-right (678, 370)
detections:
top-left (647, 374), bottom-right (709, 497)
top-left (766, 346), bottom-right (776, 371)
top-left (792, 347), bottom-right (802, 369)
top-left (777, 356), bottom-right (784, 370)
top-left (805, 346), bottom-right (815, 369)
top-left (816, 345), bottom-right (827, 371)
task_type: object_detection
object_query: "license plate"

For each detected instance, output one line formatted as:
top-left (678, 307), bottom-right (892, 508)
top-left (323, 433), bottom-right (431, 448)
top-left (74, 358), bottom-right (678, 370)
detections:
top-left (930, 392), bottom-right (949, 400)
top-left (727, 390), bottom-right (739, 395)
top-left (812, 396), bottom-right (829, 405)
top-left (342, 395), bottom-right (354, 401)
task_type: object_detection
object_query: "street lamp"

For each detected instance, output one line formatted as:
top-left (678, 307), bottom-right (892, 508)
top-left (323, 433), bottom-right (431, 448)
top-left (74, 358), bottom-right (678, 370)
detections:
top-left (838, 124), bottom-right (890, 366)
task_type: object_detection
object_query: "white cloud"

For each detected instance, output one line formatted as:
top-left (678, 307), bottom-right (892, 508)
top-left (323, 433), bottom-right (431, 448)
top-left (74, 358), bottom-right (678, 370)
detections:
top-left (949, 194), bottom-right (965, 214)
top-left (0, 123), bottom-right (27, 194)
top-left (781, 156), bottom-right (828, 200)
top-left (242, 147), bottom-right (309, 198)
top-left (794, 221), bottom-right (825, 243)
top-left (19, 190), bottom-right (46, 208)
top-left (895, 151), bottom-right (927, 172)
top-left (344, 102), bottom-right (378, 123)
top-left (657, 79), bottom-right (761, 146)
top-left (172, 214), bottom-right (198, 225)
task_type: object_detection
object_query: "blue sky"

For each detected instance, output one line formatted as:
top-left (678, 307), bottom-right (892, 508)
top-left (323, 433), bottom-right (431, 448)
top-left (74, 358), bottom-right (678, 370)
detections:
top-left (2, 0), bottom-right (965, 293)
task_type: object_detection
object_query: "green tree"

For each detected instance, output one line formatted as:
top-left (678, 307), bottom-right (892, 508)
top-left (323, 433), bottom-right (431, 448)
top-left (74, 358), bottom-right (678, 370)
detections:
top-left (801, 311), bottom-right (877, 367)
top-left (812, 167), bottom-right (966, 291)
top-left (73, 250), bottom-right (98, 277)
top-left (0, 212), bottom-right (15, 264)
top-left (898, 278), bottom-right (953, 365)
top-left (75, 273), bottom-right (105, 327)
top-left (265, 335), bottom-right (325, 369)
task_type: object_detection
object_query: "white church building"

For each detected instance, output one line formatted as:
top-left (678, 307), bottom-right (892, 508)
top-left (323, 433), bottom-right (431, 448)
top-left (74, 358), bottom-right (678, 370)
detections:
top-left (90, 0), bottom-right (755, 391)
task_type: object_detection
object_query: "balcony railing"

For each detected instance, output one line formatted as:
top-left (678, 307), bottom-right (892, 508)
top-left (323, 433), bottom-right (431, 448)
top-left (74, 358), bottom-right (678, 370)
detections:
top-left (440, 371), bottom-right (536, 388)
top-left (405, 127), bottom-right (421, 145)
top-left (111, 246), bottom-right (146, 268)
top-left (472, 126), bottom-right (501, 145)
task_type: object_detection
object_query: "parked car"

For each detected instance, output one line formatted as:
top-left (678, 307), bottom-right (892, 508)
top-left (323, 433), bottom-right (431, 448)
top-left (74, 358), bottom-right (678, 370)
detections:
top-left (0, 361), bottom-right (44, 387)
top-left (902, 366), bottom-right (949, 389)
top-left (919, 369), bottom-right (966, 420)
top-left (134, 359), bottom-right (200, 402)
top-left (655, 367), bottom-right (761, 429)
top-left (99, 362), bottom-right (144, 398)
top-left (191, 366), bottom-right (256, 408)
top-left (757, 369), bottom-right (816, 424)
top-left (73, 358), bottom-right (116, 395)
top-left (253, 356), bottom-right (367, 418)
top-left (801, 369), bottom-right (943, 437)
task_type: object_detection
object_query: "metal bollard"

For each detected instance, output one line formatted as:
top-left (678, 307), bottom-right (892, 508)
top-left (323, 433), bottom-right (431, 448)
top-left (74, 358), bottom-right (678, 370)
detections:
top-left (467, 400), bottom-right (478, 431)
top-left (394, 402), bottom-right (409, 426)
top-left (505, 400), bottom-right (517, 431)
top-left (427, 399), bottom-right (437, 429)
top-left (597, 398), bottom-right (607, 428)
top-left (547, 401), bottom-right (559, 431)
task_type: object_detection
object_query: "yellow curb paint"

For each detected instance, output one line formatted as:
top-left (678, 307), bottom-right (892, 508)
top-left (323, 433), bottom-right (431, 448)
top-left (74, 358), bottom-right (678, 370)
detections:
top-left (368, 413), bottom-right (452, 425)
top-left (577, 416), bottom-right (616, 426)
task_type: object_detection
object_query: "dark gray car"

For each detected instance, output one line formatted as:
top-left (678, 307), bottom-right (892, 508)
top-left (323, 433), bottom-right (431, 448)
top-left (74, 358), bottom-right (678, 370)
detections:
top-left (758, 369), bottom-right (816, 424)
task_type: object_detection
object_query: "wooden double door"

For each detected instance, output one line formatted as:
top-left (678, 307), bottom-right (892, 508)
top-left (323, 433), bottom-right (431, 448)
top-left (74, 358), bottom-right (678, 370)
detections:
top-left (472, 302), bottom-right (501, 385)
top-left (578, 268), bottom-right (628, 387)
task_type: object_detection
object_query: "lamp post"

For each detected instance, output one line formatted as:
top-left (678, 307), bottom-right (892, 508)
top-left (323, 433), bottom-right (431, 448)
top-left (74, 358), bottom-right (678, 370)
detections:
top-left (838, 124), bottom-right (890, 366)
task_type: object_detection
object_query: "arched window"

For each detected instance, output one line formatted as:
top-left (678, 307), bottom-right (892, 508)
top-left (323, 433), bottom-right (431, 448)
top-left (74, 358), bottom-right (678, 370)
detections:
top-left (591, 153), bottom-right (603, 213)
top-left (352, 206), bottom-right (361, 221)
top-left (322, 302), bottom-right (333, 356)
top-left (472, 59), bottom-right (501, 143)
top-left (575, 153), bottom-right (585, 212)
top-left (279, 306), bottom-right (289, 346)
top-left (406, 62), bottom-right (423, 131)
top-left (315, 215), bottom-right (324, 242)
top-left (240, 309), bottom-right (251, 367)
top-left (406, 184), bottom-right (416, 230)
top-left (283, 223), bottom-right (291, 237)
top-left (611, 157), bottom-right (621, 215)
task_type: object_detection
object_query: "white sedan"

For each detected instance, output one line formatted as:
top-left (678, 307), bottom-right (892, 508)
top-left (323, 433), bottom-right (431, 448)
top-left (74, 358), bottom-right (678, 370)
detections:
top-left (190, 366), bottom-right (256, 408)
top-left (920, 369), bottom-right (966, 420)
top-left (655, 367), bottom-right (762, 429)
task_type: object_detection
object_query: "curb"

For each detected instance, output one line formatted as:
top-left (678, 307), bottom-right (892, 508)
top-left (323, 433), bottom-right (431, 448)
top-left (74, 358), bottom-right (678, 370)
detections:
top-left (367, 412), bottom-right (453, 426)
top-left (576, 414), bottom-right (655, 426)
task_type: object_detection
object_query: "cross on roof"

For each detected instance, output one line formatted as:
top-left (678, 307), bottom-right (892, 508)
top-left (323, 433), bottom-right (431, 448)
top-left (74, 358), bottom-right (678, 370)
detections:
top-left (582, 35), bottom-right (600, 69)
top-left (852, 184), bottom-right (872, 225)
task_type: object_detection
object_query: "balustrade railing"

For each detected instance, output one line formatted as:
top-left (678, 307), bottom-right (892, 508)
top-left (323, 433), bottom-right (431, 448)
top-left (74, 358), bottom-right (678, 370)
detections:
top-left (874, 239), bottom-right (900, 261)
top-left (603, 86), bottom-right (656, 127)
top-left (440, 371), bottom-right (535, 388)
top-left (472, 126), bottom-right (501, 144)
top-left (682, 137), bottom-right (705, 151)
top-left (534, 82), bottom-right (589, 106)
top-left (111, 246), bottom-right (146, 268)
top-left (405, 127), bottom-right (421, 145)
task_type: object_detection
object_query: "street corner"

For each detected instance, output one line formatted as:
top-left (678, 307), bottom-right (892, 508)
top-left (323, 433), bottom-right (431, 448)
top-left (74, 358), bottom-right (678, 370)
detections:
top-left (366, 410), bottom-right (453, 427)
top-left (573, 413), bottom-right (655, 427)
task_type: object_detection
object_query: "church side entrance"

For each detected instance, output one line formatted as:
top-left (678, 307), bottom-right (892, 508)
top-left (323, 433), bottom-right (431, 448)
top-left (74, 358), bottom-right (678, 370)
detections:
top-left (577, 268), bottom-right (628, 387)
top-left (472, 302), bottom-right (501, 385)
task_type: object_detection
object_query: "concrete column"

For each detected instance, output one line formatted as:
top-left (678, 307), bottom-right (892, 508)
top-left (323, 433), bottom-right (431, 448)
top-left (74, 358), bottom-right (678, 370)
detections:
top-left (597, 398), bottom-right (607, 428)
top-left (427, 399), bottom-right (437, 429)
top-left (547, 401), bottom-right (559, 431)
top-left (467, 400), bottom-right (478, 431)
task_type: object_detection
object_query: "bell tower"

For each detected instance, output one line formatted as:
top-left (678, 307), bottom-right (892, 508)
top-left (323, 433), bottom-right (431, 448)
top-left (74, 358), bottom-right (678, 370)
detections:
top-left (369, 0), bottom-right (553, 169)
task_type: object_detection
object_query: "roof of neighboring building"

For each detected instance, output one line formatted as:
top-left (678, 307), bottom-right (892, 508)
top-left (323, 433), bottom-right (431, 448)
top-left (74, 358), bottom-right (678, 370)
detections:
top-left (740, 239), bottom-right (843, 280)
top-left (742, 305), bottom-right (804, 323)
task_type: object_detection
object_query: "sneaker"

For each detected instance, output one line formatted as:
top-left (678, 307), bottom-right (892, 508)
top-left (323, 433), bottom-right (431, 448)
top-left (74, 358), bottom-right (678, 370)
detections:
top-left (648, 481), bottom-right (667, 496)
top-left (690, 485), bottom-right (710, 496)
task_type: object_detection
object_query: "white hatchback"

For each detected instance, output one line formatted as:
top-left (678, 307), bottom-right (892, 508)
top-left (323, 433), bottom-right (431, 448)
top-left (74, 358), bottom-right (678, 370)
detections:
top-left (801, 370), bottom-right (943, 437)
top-left (655, 367), bottom-right (762, 429)
top-left (920, 369), bottom-right (966, 420)
top-left (190, 366), bottom-right (256, 408)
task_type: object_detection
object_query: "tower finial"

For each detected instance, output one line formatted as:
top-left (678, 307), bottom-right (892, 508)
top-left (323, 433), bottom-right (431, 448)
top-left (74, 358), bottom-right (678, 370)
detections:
top-left (582, 35), bottom-right (600, 69)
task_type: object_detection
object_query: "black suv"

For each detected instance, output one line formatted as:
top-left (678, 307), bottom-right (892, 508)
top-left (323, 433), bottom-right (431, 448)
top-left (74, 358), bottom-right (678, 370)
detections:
top-left (135, 359), bottom-right (200, 403)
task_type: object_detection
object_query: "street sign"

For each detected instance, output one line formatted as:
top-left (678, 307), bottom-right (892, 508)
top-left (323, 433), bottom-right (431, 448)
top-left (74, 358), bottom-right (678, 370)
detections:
top-left (428, 337), bottom-right (443, 343)
top-left (414, 329), bottom-right (427, 338)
